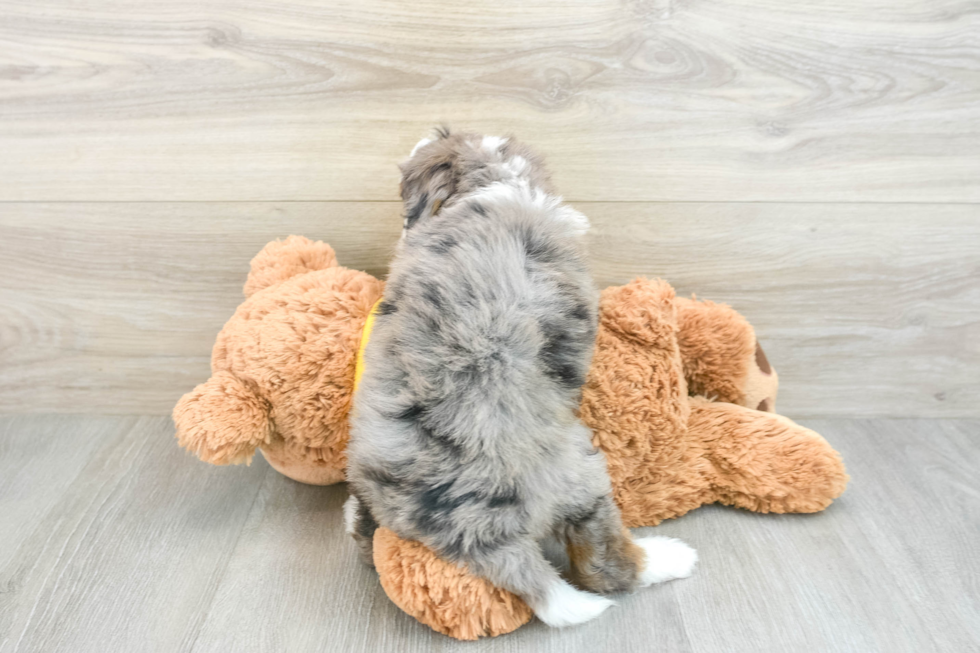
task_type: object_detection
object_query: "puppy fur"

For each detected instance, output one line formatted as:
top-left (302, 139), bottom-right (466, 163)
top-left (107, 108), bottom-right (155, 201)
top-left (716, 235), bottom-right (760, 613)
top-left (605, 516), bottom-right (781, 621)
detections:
top-left (347, 128), bottom-right (695, 627)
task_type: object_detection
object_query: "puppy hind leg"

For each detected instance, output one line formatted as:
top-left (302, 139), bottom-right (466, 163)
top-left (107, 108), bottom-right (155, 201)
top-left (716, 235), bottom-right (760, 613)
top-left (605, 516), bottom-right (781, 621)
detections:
top-left (562, 493), bottom-right (647, 594)
top-left (344, 494), bottom-right (379, 568)
top-left (456, 538), bottom-right (614, 628)
top-left (633, 535), bottom-right (699, 587)
top-left (562, 493), bottom-right (698, 592)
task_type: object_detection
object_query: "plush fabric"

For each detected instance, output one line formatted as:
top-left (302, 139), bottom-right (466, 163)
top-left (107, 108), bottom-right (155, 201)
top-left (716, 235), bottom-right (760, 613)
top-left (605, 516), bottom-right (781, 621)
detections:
top-left (174, 236), bottom-right (383, 475)
top-left (675, 296), bottom-right (779, 412)
top-left (373, 527), bottom-right (534, 640)
top-left (174, 236), bottom-right (848, 640)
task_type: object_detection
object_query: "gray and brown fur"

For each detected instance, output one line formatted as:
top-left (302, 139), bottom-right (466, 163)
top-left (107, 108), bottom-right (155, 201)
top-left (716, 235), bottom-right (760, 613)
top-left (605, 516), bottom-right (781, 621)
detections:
top-left (347, 129), bottom-right (646, 622)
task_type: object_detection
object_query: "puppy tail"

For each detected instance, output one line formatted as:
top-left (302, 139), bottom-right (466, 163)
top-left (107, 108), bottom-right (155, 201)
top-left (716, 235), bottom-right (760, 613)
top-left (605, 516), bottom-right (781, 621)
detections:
top-left (459, 539), bottom-right (615, 629)
top-left (243, 235), bottom-right (339, 297)
top-left (173, 371), bottom-right (272, 465)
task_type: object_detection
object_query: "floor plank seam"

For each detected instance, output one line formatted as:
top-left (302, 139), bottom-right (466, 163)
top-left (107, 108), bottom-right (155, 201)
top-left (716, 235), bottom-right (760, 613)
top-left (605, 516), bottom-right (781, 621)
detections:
top-left (180, 463), bottom-right (272, 653)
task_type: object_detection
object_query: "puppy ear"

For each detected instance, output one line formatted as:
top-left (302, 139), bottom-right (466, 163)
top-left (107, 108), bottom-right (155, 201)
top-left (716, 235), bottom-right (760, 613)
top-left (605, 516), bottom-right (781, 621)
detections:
top-left (399, 130), bottom-right (458, 230)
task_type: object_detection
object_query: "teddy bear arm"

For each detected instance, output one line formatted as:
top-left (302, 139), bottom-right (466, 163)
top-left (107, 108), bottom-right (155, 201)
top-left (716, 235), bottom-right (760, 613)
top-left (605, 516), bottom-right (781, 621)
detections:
top-left (173, 371), bottom-right (272, 465)
top-left (686, 398), bottom-right (848, 514)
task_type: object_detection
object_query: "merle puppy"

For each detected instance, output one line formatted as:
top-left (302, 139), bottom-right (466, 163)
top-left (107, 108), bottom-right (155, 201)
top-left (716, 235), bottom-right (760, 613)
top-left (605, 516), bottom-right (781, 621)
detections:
top-left (346, 129), bottom-right (697, 627)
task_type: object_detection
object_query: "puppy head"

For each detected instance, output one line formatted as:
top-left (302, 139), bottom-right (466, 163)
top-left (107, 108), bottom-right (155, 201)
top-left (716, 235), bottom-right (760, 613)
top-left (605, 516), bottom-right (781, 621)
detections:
top-left (398, 127), bottom-right (553, 233)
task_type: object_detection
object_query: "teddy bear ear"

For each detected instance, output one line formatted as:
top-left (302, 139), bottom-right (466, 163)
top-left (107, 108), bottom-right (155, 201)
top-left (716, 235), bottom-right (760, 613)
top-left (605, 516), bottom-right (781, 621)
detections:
top-left (243, 236), bottom-right (339, 297)
top-left (598, 278), bottom-right (678, 347)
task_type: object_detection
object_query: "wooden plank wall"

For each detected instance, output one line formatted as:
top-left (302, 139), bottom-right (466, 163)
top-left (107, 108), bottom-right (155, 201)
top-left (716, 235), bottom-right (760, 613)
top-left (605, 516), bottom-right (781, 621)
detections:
top-left (0, 0), bottom-right (977, 417)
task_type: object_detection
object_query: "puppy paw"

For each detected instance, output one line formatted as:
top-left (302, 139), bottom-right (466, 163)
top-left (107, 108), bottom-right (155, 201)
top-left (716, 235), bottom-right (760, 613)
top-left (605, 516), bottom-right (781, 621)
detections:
top-left (343, 494), bottom-right (359, 536)
top-left (535, 580), bottom-right (615, 628)
top-left (635, 536), bottom-right (698, 587)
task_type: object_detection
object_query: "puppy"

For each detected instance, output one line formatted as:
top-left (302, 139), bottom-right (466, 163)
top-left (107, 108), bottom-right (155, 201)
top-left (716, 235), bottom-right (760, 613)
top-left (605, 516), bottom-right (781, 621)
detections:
top-left (346, 129), bottom-right (697, 627)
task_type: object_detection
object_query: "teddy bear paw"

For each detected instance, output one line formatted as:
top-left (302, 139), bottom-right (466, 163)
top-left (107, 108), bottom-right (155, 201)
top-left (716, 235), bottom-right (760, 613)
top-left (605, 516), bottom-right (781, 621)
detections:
top-left (635, 537), bottom-right (698, 587)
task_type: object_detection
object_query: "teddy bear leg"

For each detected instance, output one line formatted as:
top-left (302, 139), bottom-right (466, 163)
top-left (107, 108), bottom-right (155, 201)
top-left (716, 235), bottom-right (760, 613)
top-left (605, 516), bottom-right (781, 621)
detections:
top-left (674, 296), bottom-right (779, 412)
top-left (688, 398), bottom-right (848, 514)
top-left (584, 278), bottom-right (715, 527)
top-left (371, 528), bottom-right (533, 640)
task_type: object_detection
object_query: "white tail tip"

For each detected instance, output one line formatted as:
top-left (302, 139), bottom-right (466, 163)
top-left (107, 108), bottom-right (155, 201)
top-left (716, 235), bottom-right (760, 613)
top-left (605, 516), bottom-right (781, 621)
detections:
top-left (535, 580), bottom-right (615, 628)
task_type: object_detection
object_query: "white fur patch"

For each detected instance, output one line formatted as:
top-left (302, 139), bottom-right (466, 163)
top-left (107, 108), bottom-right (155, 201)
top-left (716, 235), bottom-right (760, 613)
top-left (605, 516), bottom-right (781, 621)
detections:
top-left (466, 180), bottom-right (520, 205)
top-left (481, 135), bottom-right (508, 152)
top-left (556, 206), bottom-right (591, 237)
top-left (502, 155), bottom-right (528, 176)
top-left (535, 579), bottom-right (615, 628)
top-left (468, 180), bottom-right (553, 210)
top-left (462, 180), bottom-right (591, 239)
top-left (635, 536), bottom-right (698, 587)
top-left (343, 494), bottom-right (360, 535)
top-left (410, 137), bottom-right (432, 157)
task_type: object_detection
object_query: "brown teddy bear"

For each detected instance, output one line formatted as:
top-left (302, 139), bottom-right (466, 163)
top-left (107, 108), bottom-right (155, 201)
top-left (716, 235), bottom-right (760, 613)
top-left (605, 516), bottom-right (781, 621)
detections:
top-left (174, 236), bottom-right (848, 640)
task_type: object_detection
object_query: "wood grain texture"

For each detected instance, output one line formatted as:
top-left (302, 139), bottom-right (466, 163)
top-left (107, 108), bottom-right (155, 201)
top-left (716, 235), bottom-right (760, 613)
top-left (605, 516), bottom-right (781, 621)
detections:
top-left (0, 415), bottom-right (269, 653)
top-left (1, 202), bottom-right (977, 417)
top-left (0, 416), bottom-right (977, 652)
top-left (668, 417), bottom-right (980, 653)
top-left (0, 0), bottom-right (978, 201)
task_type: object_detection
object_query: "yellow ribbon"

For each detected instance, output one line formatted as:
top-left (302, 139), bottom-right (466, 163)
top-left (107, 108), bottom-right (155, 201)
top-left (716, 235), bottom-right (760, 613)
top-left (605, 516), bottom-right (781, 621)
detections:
top-left (354, 298), bottom-right (384, 394)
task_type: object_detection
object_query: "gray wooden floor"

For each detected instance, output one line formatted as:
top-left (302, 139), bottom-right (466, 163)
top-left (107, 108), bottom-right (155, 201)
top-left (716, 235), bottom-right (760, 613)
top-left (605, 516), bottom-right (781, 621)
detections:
top-left (0, 416), bottom-right (976, 653)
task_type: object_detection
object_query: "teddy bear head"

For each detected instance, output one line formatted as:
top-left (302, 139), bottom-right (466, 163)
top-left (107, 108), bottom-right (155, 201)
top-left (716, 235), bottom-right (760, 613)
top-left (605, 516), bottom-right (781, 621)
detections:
top-left (174, 236), bottom-right (382, 484)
